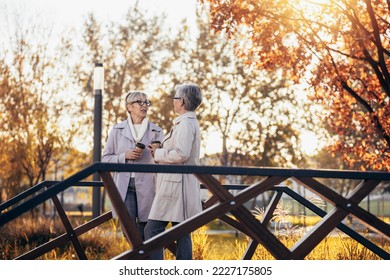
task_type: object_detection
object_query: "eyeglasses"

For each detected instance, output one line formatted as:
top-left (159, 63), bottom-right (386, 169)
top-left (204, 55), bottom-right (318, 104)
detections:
top-left (172, 97), bottom-right (182, 100)
top-left (131, 100), bottom-right (151, 106)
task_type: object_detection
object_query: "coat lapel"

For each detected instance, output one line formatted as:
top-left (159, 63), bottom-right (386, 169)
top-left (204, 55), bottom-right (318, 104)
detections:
top-left (161, 127), bottom-right (174, 145)
top-left (121, 121), bottom-right (135, 143)
top-left (119, 120), bottom-right (164, 145)
top-left (161, 112), bottom-right (197, 145)
top-left (144, 122), bottom-right (162, 144)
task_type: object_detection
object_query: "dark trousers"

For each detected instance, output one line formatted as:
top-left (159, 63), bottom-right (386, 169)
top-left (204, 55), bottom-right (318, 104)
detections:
top-left (123, 178), bottom-right (146, 240)
top-left (144, 220), bottom-right (192, 260)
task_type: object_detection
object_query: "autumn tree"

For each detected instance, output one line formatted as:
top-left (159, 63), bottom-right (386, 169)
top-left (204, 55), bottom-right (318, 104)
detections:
top-left (73, 6), bottom-right (172, 147)
top-left (147, 20), bottom-right (197, 133)
top-left (0, 15), bottom-right (77, 201)
top-left (150, 8), bottom-right (318, 170)
top-left (202, 0), bottom-right (390, 171)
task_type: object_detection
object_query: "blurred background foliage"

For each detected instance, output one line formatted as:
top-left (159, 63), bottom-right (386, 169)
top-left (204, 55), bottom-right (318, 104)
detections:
top-left (0, 1), bottom-right (389, 204)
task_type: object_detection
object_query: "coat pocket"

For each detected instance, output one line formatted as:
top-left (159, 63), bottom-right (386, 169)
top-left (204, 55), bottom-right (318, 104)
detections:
top-left (164, 173), bottom-right (183, 182)
top-left (159, 173), bottom-right (183, 198)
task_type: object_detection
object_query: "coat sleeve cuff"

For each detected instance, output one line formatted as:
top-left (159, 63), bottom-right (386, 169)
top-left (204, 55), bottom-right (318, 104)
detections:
top-left (154, 148), bottom-right (164, 162)
top-left (119, 153), bottom-right (126, 163)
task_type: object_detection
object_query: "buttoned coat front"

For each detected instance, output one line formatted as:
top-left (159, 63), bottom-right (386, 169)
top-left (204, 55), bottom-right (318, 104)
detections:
top-left (102, 119), bottom-right (164, 221)
top-left (148, 111), bottom-right (202, 223)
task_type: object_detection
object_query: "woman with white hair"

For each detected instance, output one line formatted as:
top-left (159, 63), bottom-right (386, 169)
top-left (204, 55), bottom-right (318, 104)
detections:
top-left (146, 82), bottom-right (203, 260)
top-left (102, 91), bottom-right (164, 240)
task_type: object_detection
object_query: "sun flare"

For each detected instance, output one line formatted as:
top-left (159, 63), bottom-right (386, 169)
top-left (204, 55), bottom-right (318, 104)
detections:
top-left (300, 131), bottom-right (324, 155)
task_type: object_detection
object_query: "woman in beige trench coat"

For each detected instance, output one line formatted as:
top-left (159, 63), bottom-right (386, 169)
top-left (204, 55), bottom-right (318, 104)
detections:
top-left (145, 83), bottom-right (203, 260)
top-left (102, 91), bottom-right (164, 240)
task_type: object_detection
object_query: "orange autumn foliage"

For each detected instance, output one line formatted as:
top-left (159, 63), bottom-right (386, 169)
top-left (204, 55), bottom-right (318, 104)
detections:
top-left (202, 0), bottom-right (390, 171)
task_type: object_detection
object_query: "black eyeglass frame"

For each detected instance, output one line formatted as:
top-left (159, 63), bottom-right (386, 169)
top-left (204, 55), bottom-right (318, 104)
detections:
top-left (130, 100), bottom-right (152, 106)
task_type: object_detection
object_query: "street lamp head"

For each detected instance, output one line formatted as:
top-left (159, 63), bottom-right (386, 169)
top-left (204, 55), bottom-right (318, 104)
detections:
top-left (93, 63), bottom-right (104, 91)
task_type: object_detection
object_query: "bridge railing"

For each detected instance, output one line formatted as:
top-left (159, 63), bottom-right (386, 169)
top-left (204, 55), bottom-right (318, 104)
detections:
top-left (0, 163), bottom-right (389, 259)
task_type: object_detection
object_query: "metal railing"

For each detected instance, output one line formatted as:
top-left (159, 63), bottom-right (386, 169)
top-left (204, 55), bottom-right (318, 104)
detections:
top-left (1, 163), bottom-right (389, 259)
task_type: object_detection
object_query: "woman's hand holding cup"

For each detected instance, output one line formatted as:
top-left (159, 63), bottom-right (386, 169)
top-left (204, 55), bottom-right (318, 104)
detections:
top-left (126, 142), bottom-right (145, 160)
top-left (148, 141), bottom-right (161, 157)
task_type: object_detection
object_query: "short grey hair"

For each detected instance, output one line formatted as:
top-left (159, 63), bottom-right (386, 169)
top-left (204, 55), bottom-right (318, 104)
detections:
top-left (125, 91), bottom-right (147, 104)
top-left (174, 83), bottom-right (202, 111)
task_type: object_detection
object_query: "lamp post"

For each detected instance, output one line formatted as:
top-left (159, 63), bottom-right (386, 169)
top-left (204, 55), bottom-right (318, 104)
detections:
top-left (92, 63), bottom-right (104, 218)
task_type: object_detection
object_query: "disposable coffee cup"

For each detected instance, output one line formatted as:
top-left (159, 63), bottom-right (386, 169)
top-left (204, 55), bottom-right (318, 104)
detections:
top-left (150, 141), bottom-right (161, 149)
top-left (135, 142), bottom-right (146, 154)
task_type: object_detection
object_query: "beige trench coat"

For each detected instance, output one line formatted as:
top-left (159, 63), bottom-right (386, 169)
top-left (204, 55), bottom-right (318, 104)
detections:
top-left (102, 119), bottom-right (164, 221)
top-left (148, 111), bottom-right (202, 223)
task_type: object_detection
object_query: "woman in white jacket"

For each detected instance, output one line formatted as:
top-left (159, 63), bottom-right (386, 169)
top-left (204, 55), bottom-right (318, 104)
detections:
top-left (145, 83), bottom-right (203, 260)
top-left (102, 91), bottom-right (164, 240)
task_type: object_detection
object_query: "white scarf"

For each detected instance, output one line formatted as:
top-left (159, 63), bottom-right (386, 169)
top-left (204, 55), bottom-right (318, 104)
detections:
top-left (128, 117), bottom-right (149, 143)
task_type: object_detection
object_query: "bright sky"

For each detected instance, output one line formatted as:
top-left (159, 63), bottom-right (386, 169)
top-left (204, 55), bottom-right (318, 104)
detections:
top-left (0, 0), bottom-right (198, 36)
